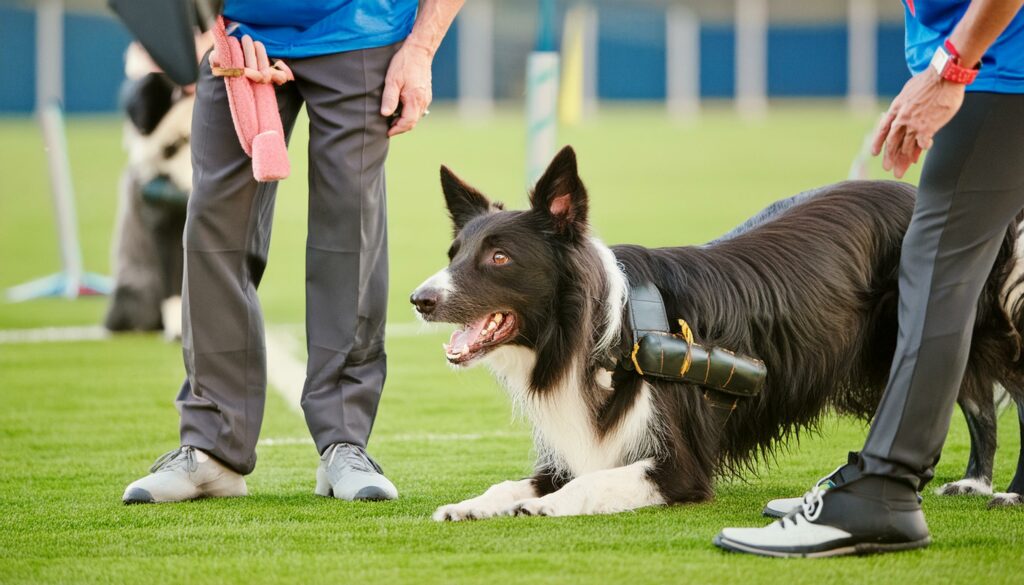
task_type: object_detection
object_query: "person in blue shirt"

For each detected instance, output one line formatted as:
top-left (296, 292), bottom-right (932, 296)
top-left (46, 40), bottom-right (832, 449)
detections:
top-left (716, 0), bottom-right (1024, 557)
top-left (123, 0), bottom-right (464, 504)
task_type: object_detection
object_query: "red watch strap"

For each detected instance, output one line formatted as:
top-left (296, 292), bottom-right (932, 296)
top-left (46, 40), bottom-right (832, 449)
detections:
top-left (943, 38), bottom-right (961, 60)
top-left (943, 61), bottom-right (979, 84)
top-left (938, 40), bottom-right (980, 84)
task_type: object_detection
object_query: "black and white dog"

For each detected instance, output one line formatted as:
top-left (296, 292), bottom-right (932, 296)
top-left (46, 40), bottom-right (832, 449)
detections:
top-left (105, 43), bottom-right (194, 340)
top-left (411, 146), bottom-right (1024, 520)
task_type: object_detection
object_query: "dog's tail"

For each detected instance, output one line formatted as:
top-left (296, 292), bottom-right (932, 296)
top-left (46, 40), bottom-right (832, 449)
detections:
top-left (708, 188), bottom-right (825, 245)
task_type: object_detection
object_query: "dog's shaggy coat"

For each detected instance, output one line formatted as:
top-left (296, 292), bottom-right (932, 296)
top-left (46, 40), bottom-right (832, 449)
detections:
top-left (412, 147), bottom-right (1024, 520)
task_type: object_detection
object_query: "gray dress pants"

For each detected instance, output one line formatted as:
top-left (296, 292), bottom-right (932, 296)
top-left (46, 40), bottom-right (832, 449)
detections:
top-left (175, 43), bottom-right (399, 475)
top-left (861, 92), bottom-right (1024, 490)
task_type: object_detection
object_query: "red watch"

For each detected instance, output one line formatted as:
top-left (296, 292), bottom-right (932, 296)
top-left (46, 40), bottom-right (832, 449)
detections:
top-left (930, 40), bottom-right (980, 85)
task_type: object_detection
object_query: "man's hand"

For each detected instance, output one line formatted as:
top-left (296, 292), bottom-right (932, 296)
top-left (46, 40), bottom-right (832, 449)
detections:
top-left (871, 69), bottom-right (966, 179)
top-left (381, 43), bottom-right (433, 137)
top-left (210, 34), bottom-right (293, 86)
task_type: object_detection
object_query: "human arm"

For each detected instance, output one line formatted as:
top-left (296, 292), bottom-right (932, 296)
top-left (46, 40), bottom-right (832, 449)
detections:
top-left (872, 0), bottom-right (1024, 178)
top-left (381, 0), bottom-right (465, 137)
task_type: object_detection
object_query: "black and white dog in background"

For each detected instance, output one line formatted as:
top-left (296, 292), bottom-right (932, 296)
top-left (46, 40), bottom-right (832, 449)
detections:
top-left (411, 146), bottom-right (1024, 520)
top-left (105, 44), bottom-right (194, 340)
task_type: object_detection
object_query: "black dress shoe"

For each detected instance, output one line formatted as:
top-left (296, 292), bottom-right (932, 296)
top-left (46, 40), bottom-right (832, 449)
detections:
top-left (715, 475), bottom-right (931, 558)
top-left (762, 452), bottom-right (862, 518)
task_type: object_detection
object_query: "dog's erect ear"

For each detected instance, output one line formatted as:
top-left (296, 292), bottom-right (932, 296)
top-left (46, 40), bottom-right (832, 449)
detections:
top-left (529, 146), bottom-right (588, 240)
top-left (441, 165), bottom-right (492, 233)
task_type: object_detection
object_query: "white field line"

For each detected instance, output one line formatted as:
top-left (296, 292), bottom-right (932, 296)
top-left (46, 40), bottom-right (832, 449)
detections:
top-left (0, 322), bottom-right (523, 444)
top-left (264, 327), bottom-right (307, 414)
top-left (272, 321), bottom-right (448, 341)
top-left (263, 322), bottom-right (451, 414)
top-left (0, 325), bottom-right (110, 344)
top-left (0, 321), bottom-right (443, 346)
top-left (258, 430), bottom-right (527, 448)
top-left (262, 325), bottom-right (527, 445)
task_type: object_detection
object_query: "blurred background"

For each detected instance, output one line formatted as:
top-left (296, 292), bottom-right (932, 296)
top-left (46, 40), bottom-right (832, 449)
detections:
top-left (1, 0), bottom-right (915, 329)
top-left (8, 4), bottom-right (1022, 584)
top-left (0, 0), bottom-right (910, 113)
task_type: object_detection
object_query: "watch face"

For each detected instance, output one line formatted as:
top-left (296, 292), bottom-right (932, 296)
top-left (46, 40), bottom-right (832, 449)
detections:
top-left (931, 47), bottom-right (950, 75)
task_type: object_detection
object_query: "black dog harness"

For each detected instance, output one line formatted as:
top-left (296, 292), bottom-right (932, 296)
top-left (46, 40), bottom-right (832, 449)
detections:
top-left (618, 281), bottom-right (768, 426)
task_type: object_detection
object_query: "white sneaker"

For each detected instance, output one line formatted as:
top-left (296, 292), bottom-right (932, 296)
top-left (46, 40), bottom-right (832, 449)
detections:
top-left (122, 446), bottom-right (247, 504)
top-left (315, 443), bottom-right (398, 501)
top-left (762, 496), bottom-right (805, 518)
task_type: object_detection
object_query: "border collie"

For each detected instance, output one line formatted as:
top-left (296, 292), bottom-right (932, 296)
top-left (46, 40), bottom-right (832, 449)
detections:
top-left (411, 146), bottom-right (1024, 520)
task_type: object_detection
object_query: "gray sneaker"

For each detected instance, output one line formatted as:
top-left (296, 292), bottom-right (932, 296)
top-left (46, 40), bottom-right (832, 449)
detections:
top-left (315, 443), bottom-right (398, 501)
top-left (122, 446), bottom-right (247, 504)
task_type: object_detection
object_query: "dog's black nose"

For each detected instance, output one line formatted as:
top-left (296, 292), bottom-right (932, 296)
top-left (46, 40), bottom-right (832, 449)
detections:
top-left (411, 289), bottom-right (439, 315)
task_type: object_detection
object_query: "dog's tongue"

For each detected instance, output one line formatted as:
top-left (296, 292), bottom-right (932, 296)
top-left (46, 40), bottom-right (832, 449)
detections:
top-left (447, 316), bottom-right (490, 354)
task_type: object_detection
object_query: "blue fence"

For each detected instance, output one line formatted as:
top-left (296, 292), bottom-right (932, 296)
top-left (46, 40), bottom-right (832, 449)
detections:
top-left (0, 5), bottom-right (910, 114)
top-left (0, 7), bottom-right (132, 112)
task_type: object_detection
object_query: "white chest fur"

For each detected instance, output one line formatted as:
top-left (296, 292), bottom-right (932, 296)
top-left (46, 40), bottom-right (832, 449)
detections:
top-left (1001, 220), bottom-right (1024, 316)
top-left (485, 345), bottom-right (661, 478)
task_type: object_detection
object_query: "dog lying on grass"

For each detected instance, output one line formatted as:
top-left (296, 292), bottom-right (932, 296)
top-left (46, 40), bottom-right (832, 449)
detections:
top-left (412, 146), bottom-right (1024, 520)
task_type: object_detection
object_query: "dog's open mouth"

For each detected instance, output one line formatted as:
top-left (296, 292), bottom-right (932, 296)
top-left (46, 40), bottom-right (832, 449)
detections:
top-left (444, 312), bottom-right (517, 365)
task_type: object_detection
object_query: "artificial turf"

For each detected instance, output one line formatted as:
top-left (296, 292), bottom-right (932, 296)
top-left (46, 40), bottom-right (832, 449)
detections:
top-left (1, 106), bottom-right (1022, 584)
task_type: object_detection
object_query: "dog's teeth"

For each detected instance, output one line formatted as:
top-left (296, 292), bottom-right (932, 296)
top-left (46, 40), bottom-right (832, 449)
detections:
top-left (494, 313), bottom-right (504, 325)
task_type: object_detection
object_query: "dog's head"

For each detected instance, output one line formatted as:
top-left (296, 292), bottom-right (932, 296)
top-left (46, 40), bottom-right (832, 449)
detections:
top-left (411, 146), bottom-right (594, 371)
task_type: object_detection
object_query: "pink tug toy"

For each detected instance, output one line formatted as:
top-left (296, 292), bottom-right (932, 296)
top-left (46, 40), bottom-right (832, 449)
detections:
top-left (210, 16), bottom-right (292, 182)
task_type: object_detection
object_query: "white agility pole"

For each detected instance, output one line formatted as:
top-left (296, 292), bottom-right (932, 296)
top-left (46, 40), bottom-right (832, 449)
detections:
top-left (666, 4), bottom-right (701, 120)
top-left (6, 0), bottom-right (111, 301)
top-left (457, 0), bottom-right (495, 120)
top-left (36, 0), bottom-right (63, 111)
top-left (847, 129), bottom-right (875, 180)
top-left (526, 0), bottom-right (560, 185)
top-left (848, 0), bottom-right (878, 112)
top-left (735, 0), bottom-right (768, 118)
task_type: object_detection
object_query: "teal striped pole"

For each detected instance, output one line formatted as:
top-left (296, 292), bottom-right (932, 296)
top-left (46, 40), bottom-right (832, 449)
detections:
top-left (526, 0), bottom-right (559, 185)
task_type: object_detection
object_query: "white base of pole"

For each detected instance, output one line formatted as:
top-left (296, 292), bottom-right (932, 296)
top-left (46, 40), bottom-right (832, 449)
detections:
top-left (6, 272), bottom-right (112, 302)
top-left (8, 102), bottom-right (112, 302)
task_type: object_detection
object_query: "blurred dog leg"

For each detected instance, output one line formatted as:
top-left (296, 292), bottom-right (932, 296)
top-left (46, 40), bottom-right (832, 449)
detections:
top-left (105, 169), bottom-right (164, 332)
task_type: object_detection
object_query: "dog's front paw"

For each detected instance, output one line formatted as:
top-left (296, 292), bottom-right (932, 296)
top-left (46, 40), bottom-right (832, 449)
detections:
top-left (988, 492), bottom-right (1023, 508)
top-left (432, 502), bottom-right (500, 522)
top-left (506, 498), bottom-right (558, 517)
top-left (935, 478), bottom-right (993, 496)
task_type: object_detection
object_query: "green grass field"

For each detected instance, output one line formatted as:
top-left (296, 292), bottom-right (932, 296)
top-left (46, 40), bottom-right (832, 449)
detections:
top-left (1, 105), bottom-right (1022, 584)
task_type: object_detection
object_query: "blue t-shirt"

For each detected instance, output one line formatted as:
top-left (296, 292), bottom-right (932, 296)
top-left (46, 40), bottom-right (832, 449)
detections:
top-left (223, 0), bottom-right (418, 59)
top-left (904, 0), bottom-right (1024, 93)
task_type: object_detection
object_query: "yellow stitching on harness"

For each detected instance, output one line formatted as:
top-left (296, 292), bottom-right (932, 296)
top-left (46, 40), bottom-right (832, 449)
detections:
top-left (677, 319), bottom-right (694, 376)
top-left (630, 342), bottom-right (644, 375)
top-left (723, 363), bottom-right (736, 388)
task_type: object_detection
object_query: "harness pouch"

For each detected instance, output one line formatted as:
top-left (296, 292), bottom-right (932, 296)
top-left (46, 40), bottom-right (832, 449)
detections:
top-left (632, 332), bottom-right (767, 397)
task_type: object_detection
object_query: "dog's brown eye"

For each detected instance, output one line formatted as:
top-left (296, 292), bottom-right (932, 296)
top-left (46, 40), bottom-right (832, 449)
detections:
top-left (491, 251), bottom-right (510, 265)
